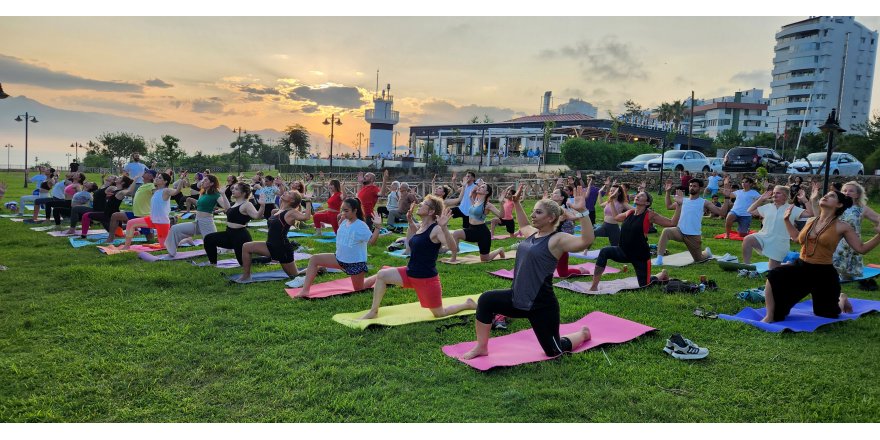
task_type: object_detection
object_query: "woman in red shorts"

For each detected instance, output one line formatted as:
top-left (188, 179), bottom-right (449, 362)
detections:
top-left (360, 194), bottom-right (476, 320)
top-left (312, 179), bottom-right (343, 234)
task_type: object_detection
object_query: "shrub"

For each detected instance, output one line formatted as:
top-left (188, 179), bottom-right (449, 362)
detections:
top-left (561, 138), bottom-right (656, 171)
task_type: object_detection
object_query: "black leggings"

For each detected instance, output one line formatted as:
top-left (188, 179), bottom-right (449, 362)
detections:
top-left (596, 246), bottom-right (651, 287)
top-left (204, 227), bottom-right (252, 265)
top-left (594, 222), bottom-right (621, 246)
top-left (451, 206), bottom-right (470, 229)
top-left (49, 200), bottom-right (72, 225)
top-left (463, 223), bottom-right (492, 255)
top-left (475, 289), bottom-right (571, 357)
top-left (69, 206), bottom-right (92, 228)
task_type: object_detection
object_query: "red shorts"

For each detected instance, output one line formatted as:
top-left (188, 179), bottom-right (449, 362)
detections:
top-left (142, 216), bottom-right (171, 239)
top-left (396, 267), bottom-right (442, 309)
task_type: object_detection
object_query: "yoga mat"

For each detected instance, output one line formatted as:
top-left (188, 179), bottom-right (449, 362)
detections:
top-left (69, 235), bottom-right (146, 248)
top-left (442, 311), bottom-right (656, 370)
top-left (713, 230), bottom-right (756, 241)
top-left (388, 243), bottom-right (498, 259)
top-left (388, 222), bottom-right (409, 229)
top-left (720, 298), bottom-right (880, 333)
top-left (248, 220), bottom-right (268, 227)
top-left (286, 276), bottom-right (371, 299)
top-left (554, 277), bottom-right (646, 295)
top-left (569, 249), bottom-right (601, 260)
top-left (228, 269), bottom-right (292, 283)
top-left (98, 244), bottom-right (163, 255)
top-left (137, 249), bottom-right (207, 261)
top-left (441, 250), bottom-right (516, 265)
top-left (180, 212), bottom-right (195, 220)
top-left (24, 204), bottom-right (34, 211)
top-left (0, 214), bottom-right (20, 218)
top-left (489, 263), bottom-right (620, 280)
top-left (31, 225), bottom-right (57, 232)
top-left (658, 251), bottom-right (713, 267)
top-left (492, 234), bottom-right (522, 240)
top-left (333, 294), bottom-right (481, 330)
top-left (47, 229), bottom-right (107, 237)
top-left (316, 238), bottom-right (336, 243)
top-left (8, 217), bottom-right (24, 222)
top-left (718, 260), bottom-right (758, 272)
top-left (753, 263), bottom-right (880, 282)
top-left (302, 231), bottom-right (337, 238)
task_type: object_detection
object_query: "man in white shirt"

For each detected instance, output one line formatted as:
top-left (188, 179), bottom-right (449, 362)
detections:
top-left (724, 177), bottom-right (761, 238)
top-left (742, 185), bottom-right (812, 268)
top-left (123, 152), bottom-right (147, 192)
top-left (655, 178), bottom-right (730, 266)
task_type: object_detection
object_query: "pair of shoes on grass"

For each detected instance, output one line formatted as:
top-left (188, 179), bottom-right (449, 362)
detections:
top-left (663, 334), bottom-right (709, 360)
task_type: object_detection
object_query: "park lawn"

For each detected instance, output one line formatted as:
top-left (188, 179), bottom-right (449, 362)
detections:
top-left (1, 171), bottom-right (879, 422)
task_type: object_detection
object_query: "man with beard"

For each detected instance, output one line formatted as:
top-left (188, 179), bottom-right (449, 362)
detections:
top-left (655, 178), bottom-right (731, 266)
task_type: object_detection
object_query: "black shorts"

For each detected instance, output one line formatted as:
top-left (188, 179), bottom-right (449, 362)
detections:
top-left (267, 239), bottom-right (295, 264)
top-left (500, 218), bottom-right (515, 234)
top-left (766, 259), bottom-right (841, 321)
top-left (463, 223), bottom-right (492, 255)
top-left (337, 258), bottom-right (368, 275)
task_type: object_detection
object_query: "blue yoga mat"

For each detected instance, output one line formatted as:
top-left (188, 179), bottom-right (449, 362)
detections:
top-left (316, 238), bottom-right (337, 243)
top-left (69, 235), bottom-right (146, 248)
top-left (386, 241), bottom-right (480, 258)
top-left (720, 298), bottom-right (880, 333)
top-left (754, 262), bottom-right (880, 282)
top-left (287, 231), bottom-right (313, 238)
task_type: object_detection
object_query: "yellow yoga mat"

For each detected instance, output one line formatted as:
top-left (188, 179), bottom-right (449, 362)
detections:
top-left (440, 250), bottom-right (516, 265)
top-left (332, 293), bottom-right (481, 330)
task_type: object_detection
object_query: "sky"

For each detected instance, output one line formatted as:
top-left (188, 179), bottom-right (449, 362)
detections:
top-left (2, 7), bottom-right (879, 164)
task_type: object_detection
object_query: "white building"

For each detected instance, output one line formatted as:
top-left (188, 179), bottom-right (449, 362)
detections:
top-left (684, 89), bottom-right (773, 140)
top-left (364, 83), bottom-right (400, 156)
top-left (557, 98), bottom-right (598, 118)
top-left (768, 16), bottom-right (877, 133)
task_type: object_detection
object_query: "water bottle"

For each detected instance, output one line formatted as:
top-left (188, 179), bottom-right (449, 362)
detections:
top-left (698, 283), bottom-right (706, 293)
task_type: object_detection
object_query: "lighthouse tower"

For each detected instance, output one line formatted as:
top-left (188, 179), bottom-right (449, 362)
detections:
top-left (364, 82), bottom-right (399, 157)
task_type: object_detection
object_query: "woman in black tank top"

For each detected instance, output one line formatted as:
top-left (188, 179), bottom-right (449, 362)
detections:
top-left (202, 183), bottom-right (265, 266)
top-left (587, 191), bottom-right (682, 291)
top-left (235, 190), bottom-right (312, 283)
top-left (461, 185), bottom-right (597, 360)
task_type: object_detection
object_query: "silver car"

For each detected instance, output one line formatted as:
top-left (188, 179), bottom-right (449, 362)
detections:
top-left (645, 150), bottom-right (711, 172)
top-left (618, 153), bottom-right (661, 171)
top-left (787, 152), bottom-right (865, 176)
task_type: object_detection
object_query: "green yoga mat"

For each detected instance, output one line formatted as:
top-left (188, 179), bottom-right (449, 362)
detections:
top-left (717, 260), bottom-right (757, 271)
top-left (332, 293), bottom-right (480, 330)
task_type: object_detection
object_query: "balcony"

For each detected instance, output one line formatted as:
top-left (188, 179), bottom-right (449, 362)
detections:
top-left (364, 109), bottom-right (400, 124)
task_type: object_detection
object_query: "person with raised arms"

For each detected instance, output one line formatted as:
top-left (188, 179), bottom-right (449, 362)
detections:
top-left (724, 176), bottom-right (760, 239)
top-left (80, 176), bottom-right (132, 238)
top-left (116, 172), bottom-right (188, 250)
top-left (165, 174), bottom-right (231, 257)
top-left (103, 170), bottom-right (157, 244)
top-left (763, 190), bottom-right (880, 322)
top-left (201, 182), bottom-right (266, 267)
top-left (290, 198), bottom-right (382, 296)
top-left (312, 179), bottom-right (343, 235)
top-left (489, 185), bottom-right (517, 238)
top-left (461, 185), bottom-right (596, 360)
top-left (357, 170), bottom-right (386, 230)
top-left (447, 182), bottom-right (506, 263)
top-left (741, 185), bottom-right (813, 269)
top-left (446, 171), bottom-right (477, 228)
top-left (654, 178), bottom-right (731, 266)
top-left (359, 195), bottom-right (474, 320)
top-left (593, 183), bottom-right (631, 246)
top-left (236, 190), bottom-right (312, 283)
top-left (832, 181), bottom-right (880, 282)
top-left (587, 189), bottom-right (683, 291)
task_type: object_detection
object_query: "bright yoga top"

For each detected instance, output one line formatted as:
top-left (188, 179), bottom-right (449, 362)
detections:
top-left (50, 181), bottom-right (66, 199)
top-left (458, 183), bottom-right (477, 213)
top-left (677, 197), bottom-right (704, 236)
top-left (502, 199), bottom-right (514, 220)
top-left (150, 190), bottom-right (171, 224)
top-left (132, 183), bottom-right (155, 217)
top-left (327, 192), bottom-right (343, 211)
top-left (602, 201), bottom-right (626, 224)
top-left (196, 192), bottom-right (222, 213)
top-left (335, 218), bottom-right (372, 263)
top-left (798, 217), bottom-right (840, 265)
top-left (64, 184), bottom-right (78, 198)
top-left (469, 200), bottom-right (487, 223)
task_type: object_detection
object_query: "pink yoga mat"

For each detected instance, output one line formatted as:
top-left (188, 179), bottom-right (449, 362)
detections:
top-left (138, 249), bottom-right (207, 261)
top-left (492, 233), bottom-right (522, 240)
top-left (489, 263), bottom-right (620, 280)
top-left (98, 244), bottom-right (165, 254)
top-left (285, 277), bottom-right (369, 299)
top-left (442, 311), bottom-right (655, 370)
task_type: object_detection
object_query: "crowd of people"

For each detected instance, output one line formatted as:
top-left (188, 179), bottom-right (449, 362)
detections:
top-left (3, 154), bottom-right (880, 360)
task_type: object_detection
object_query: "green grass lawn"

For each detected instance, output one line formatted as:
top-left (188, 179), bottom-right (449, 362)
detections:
top-left (1, 171), bottom-right (879, 422)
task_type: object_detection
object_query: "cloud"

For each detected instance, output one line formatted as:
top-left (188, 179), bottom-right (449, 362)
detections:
top-left (0, 53), bottom-right (143, 92)
top-left (287, 84), bottom-right (364, 109)
top-left (537, 37), bottom-right (648, 81)
top-left (58, 96), bottom-right (152, 115)
top-left (144, 78), bottom-right (174, 88)
top-left (239, 85), bottom-right (281, 95)
top-left (299, 105), bottom-right (320, 114)
top-left (191, 97), bottom-right (225, 113)
top-left (414, 99), bottom-right (518, 125)
top-left (730, 70), bottom-right (770, 86)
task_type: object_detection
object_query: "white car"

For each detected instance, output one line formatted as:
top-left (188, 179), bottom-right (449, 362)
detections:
top-left (787, 152), bottom-right (865, 176)
top-left (708, 158), bottom-right (724, 173)
top-left (618, 153), bottom-right (661, 171)
top-left (645, 150), bottom-right (711, 173)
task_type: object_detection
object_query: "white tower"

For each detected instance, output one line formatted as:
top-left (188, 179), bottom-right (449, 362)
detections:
top-left (365, 82), bottom-right (400, 156)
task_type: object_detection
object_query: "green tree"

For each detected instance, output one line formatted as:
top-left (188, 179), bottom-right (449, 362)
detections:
top-left (542, 121), bottom-right (556, 153)
top-left (280, 124), bottom-right (311, 160)
top-left (744, 132), bottom-right (778, 148)
top-left (623, 100), bottom-right (643, 117)
top-left (153, 135), bottom-right (186, 170)
top-left (92, 132), bottom-right (148, 170)
top-left (81, 150), bottom-right (113, 169)
top-left (713, 129), bottom-right (746, 149)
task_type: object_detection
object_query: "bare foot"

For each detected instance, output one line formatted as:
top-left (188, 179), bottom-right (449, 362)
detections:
top-left (578, 326), bottom-right (592, 341)
top-left (499, 249), bottom-right (506, 259)
top-left (840, 293), bottom-right (853, 314)
top-left (236, 276), bottom-right (251, 283)
top-left (359, 310), bottom-right (378, 320)
top-left (588, 286), bottom-right (599, 292)
top-left (461, 346), bottom-right (489, 360)
top-left (464, 298), bottom-right (477, 309)
top-left (294, 289), bottom-right (310, 298)
top-left (760, 315), bottom-right (774, 323)
top-left (119, 245), bottom-right (130, 251)
top-left (657, 269), bottom-right (670, 282)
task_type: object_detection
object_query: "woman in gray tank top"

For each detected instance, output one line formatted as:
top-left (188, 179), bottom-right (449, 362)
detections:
top-left (461, 185), bottom-right (596, 360)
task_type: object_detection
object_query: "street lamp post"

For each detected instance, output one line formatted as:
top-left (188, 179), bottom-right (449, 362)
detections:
top-left (233, 127), bottom-right (246, 173)
top-left (65, 153), bottom-right (72, 166)
top-left (323, 114), bottom-right (342, 173)
top-left (356, 132), bottom-right (364, 158)
top-left (3, 144), bottom-right (12, 173)
top-left (70, 142), bottom-right (83, 162)
top-left (15, 112), bottom-right (38, 188)
top-left (819, 109), bottom-right (846, 195)
top-left (393, 130), bottom-right (400, 157)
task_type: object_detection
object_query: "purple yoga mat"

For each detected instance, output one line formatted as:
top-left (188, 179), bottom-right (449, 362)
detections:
top-left (442, 311), bottom-right (655, 370)
top-left (138, 249), bottom-right (207, 261)
top-left (720, 298), bottom-right (880, 333)
top-left (489, 263), bottom-right (620, 280)
top-left (47, 229), bottom-right (107, 237)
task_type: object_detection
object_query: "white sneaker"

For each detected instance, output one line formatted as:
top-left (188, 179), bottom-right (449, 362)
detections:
top-left (286, 277), bottom-right (305, 288)
top-left (667, 334), bottom-right (709, 360)
top-left (704, 247), bottom-right (713, 258)
top-left (654, 256), bottom-right (664, 266)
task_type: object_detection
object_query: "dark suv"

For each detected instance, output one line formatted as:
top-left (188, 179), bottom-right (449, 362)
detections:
top-left (722, 147), bottom-right (789, 173)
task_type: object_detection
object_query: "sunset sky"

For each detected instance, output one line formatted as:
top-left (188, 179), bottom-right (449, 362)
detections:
top-left (2, 6), bottom-right (879, 164)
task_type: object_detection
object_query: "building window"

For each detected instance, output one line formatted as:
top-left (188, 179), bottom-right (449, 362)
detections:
top-left (854, 100), bottom-right (859, 106)
top-left (725, 109), bottom-right (732, 115)
top-left (857, 75), bottom-right (862, 81)
top-left (862, 37), bottom-right (866, 43)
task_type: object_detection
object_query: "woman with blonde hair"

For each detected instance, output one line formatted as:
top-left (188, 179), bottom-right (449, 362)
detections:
top-left (832, 181), bottom-right (880, 293)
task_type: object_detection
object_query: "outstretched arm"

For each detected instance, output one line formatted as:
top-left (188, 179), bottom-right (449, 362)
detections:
top-left (557, 186), bottom-right (595, 253)
top-left (512, 183), bottom-right (538, 238)
top-left (842, 221), bottom-right (880, 255)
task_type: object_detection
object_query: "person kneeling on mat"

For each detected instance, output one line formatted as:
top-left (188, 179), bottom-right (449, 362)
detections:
top-left (237, 190), bottom-right (312, 283)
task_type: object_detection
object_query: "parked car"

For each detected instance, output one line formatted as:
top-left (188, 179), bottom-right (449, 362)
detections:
top-left (787, 152), bottom-right (865, 176)
top-left (645, 150), bottom-right (711, 172)
top-left (708, 158), bottom-right (724, 173)
top-left (722, 147), bottom-right (789, 173)
top-left (618, 153), bottom-right (661, 171)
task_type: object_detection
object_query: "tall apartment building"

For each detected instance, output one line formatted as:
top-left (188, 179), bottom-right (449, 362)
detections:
top-left (768, 16), bottom-right (877, 133)
top-left (684, 89), bottom-right (772, 140)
